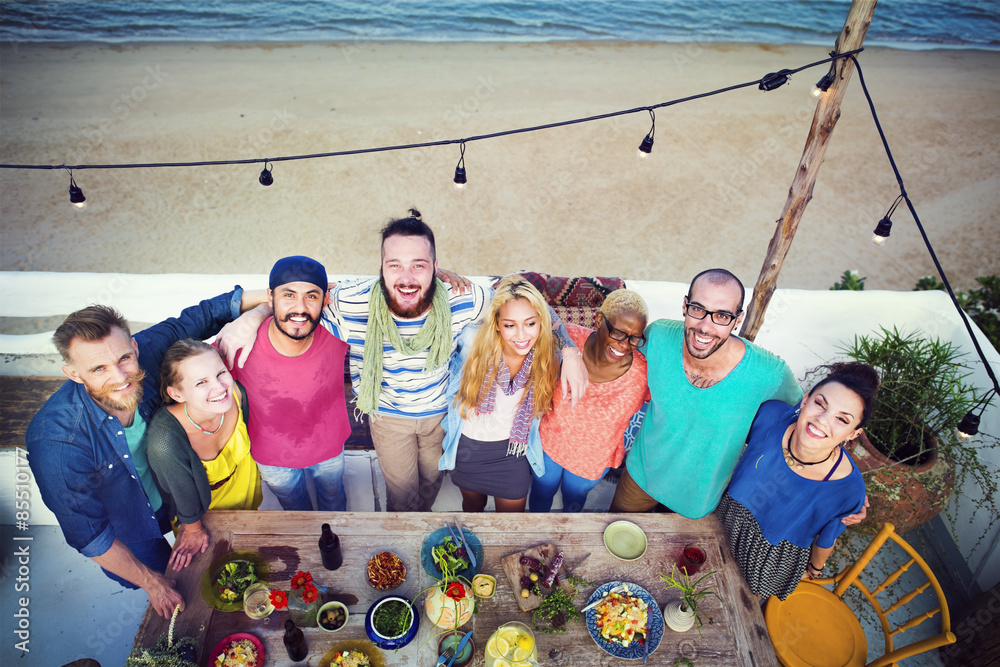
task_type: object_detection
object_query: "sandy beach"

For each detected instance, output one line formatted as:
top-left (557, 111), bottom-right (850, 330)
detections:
top-left (1, 41), bottom-right (998, 292)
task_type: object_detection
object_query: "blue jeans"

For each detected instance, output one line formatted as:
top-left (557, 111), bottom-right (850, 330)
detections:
top-left (529, 451), bottom-right (607, 513)
top-left (258, 454), bottom-right (347, 511)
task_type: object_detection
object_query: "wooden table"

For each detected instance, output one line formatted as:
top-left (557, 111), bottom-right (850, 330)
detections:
top-left (133, 511), bottom-right (777, 666)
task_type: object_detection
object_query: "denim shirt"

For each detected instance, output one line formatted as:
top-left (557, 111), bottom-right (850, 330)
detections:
top-left (26, 288), bottom-right (244, 558)
top-left (439, 326), bottom-right (545, 477)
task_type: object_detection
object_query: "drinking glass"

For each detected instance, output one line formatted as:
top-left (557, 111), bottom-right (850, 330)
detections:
top-left (244, 582), bottom-right (274, 622)
top-left (485, 621), bottom-right (537, 667)
top-left (676, 544), bottom-right (706, 576)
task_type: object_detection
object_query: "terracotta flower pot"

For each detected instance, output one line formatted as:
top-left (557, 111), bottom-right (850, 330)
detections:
top-left (849, 431), bottom-right (956, 534)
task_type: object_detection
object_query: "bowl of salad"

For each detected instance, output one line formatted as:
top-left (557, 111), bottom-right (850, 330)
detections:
top-left (200, 551), bottom-right (269, 612)
top-left (585, 581), bottom-right (664, 660)
top-left (420, 527), bottom-right (483, 579)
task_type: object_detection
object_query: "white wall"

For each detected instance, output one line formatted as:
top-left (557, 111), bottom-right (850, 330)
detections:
top-left (2, 272), bottom-right (997, 589)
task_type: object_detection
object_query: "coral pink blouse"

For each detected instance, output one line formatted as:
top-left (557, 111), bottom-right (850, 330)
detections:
top-left (540, 324), bottom-right (649, 480)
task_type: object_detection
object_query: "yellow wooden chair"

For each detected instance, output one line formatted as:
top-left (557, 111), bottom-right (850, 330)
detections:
top-left (764, 522), bottom-right (957, 667)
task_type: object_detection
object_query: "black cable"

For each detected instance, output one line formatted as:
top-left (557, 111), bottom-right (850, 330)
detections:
top-left (0, 49), bottom-right (864, 172)
top-left (850, 54), bottom-right (1000, 399)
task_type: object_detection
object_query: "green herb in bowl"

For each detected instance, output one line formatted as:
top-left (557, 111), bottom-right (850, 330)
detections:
top-left (372, 599), bottom-right (413, 639)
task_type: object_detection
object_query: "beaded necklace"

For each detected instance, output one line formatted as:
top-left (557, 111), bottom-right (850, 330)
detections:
top-left (184, 403), bottom-right (225, 435)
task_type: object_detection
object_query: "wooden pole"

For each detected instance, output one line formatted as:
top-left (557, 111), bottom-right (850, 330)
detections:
top-left (739, 0), bottom-right (878, 341)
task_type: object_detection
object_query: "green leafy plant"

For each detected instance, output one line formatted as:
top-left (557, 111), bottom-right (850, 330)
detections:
top-left (830, 270), bottom-right (866, 291)
top-left (659, 566), bottom-right (721, 635)
top-left (841, 326), bottom-right (999, 548)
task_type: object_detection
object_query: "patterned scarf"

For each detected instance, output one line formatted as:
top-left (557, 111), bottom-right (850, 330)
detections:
top-left (476, 348), bottom-right (535, 456)
top-left (357, 278), bottom-right (452, 416)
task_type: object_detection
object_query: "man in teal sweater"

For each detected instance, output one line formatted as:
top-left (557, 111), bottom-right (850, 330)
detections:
top-left (611, 268), bottom-right (803, 518)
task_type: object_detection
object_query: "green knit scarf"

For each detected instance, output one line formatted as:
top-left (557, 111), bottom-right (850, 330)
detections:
top-left (357, 278), bottom-right (453, 416)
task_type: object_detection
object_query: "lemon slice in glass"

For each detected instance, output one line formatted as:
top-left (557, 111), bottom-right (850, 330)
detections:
top-left (487, 636), bottom-right (510, 659)
top-left (499, 627), bottom-right (520, 647)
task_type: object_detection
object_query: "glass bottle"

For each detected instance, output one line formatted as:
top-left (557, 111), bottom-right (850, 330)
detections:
top-left (319, 523), bottom-right (343, 570)
top-left (283, 619), bottom-right (308, 662)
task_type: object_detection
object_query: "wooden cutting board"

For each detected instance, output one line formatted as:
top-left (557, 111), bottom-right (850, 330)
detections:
top-left (500, 542), bottom-right (574, 612)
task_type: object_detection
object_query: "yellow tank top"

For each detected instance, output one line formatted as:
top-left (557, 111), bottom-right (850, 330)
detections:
top-left (202, 400), bottom-right (262, 511)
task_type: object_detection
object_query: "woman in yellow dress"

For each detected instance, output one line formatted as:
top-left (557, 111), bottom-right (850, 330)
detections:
top-left (147, 339), bottom-right (262, 571)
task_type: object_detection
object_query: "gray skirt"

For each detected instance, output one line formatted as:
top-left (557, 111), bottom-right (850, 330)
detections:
top-left (450, 434), bottom-right (531, 499)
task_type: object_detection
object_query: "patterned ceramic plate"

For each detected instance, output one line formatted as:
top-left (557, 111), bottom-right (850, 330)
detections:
top-left (585, 581), bottom-right (664, 660)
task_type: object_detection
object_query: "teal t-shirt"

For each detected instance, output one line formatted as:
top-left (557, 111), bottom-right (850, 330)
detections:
top-left (124, 414), bottom-right (163, 513)
top-left (627, 319), bottom-right (803, 518)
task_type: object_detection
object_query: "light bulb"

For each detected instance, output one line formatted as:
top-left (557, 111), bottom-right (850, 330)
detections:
top-left (453, 166), bottom-right (467, 192)
top-left (636, 134), bottom-right (654, 161)
top-left (811, 86), bottom-right (824, 98)
top-left (259, 166), bottom-right (273, 187)
top-left (69, 183), bottom-right (87, 210)
top-left (871, 217), bottom-right (892, 247)
top-left (957, 412), bottom-right (980, 439)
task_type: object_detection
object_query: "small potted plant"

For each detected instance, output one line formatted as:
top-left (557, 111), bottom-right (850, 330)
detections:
top-left (659, 565), bottom-right (720, 635)
top-left (841, 326), bottom-right (998, 536)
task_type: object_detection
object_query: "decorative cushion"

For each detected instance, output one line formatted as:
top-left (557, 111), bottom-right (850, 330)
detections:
top-left (492, 272), bottom-right (626, 310)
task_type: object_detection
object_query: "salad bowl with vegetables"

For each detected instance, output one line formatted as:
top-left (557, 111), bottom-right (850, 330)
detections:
top-left (201, 551), bottom-right (269, 612)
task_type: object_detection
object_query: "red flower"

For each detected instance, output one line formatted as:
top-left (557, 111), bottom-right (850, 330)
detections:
top-left (290, 570), bottom-right (313, 591)
top-left (445, 582), bottom-right (466, 601)
top-left (301, 583), bottom-right (320, 604)
top-left (269, 590), bottom-right (288, 609)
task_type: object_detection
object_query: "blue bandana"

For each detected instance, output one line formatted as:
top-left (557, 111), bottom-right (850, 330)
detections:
top-left (269, 255), bottom-right (327, 291)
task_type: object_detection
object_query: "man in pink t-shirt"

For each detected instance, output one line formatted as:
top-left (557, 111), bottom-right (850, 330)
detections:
top-left (228, 256), bottom-right (351, 510)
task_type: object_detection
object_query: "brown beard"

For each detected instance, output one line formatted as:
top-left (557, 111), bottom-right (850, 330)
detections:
top-left (86, 368), bottom-right (146, 414)
top-left (380, 272), bottom-right (437, 319)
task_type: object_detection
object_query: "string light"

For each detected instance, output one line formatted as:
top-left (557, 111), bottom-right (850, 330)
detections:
top-left (759, 69), bottom-right (792, 91)
top-left (871, 194), bottom-right (903, 247)
top-left (67, 171), bottom-right (86, 210)
top-left (812, 70), bottom-right (836, 97)
top-left (958, 389), bottom-right (995, 439)
top-left (849, 54), bottom-right (1000, 420)
top-left (453, 142), bottom-right (467, 192)
top-left (636, 109), bottom-right (655, 161)
top-left (812, 53), bottom-right (838, 97)
top-left (258, 162), bottom-right (273, 186)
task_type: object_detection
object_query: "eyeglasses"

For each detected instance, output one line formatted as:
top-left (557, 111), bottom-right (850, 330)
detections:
top-left (684, 298), bottom-right (740, 326)
top-left (603, 317), bottom-right (645, 347)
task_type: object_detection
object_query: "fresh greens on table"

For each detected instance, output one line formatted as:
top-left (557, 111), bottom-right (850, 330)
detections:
top-left (432, 536), bottom-right (470, 573)
top-left (215, 560), bottom-right (258, 602)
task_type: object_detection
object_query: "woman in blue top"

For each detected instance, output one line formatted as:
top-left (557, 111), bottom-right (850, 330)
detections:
top-left (717, 362), bottom-right (878, 600)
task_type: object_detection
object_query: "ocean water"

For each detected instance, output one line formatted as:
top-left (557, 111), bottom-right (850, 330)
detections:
top-left (0, 0), bottom-right (998, 50)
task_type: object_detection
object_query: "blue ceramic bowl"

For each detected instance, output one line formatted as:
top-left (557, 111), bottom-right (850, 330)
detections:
top-left (420, 527), bottom-right (483, 579)
top-left (365, 596), bottom-right (419, 650)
